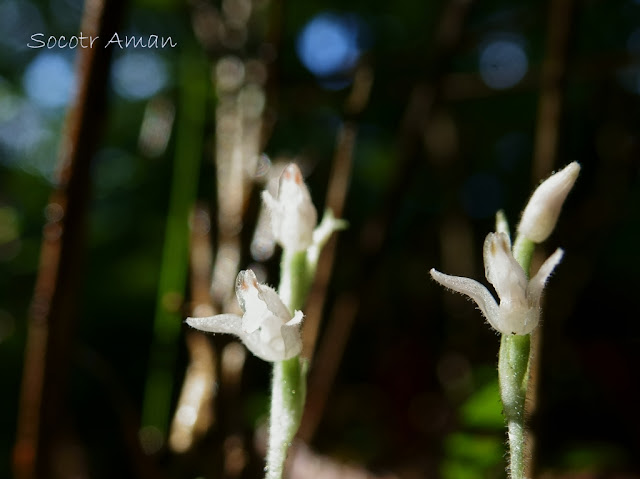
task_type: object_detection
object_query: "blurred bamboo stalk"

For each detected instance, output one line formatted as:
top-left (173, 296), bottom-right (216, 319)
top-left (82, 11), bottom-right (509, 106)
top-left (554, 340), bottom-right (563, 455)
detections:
top-left (527, 1), bottom-right (576, 477)
top-left (140, 45), bottom-right (209, 444)
top-left (299, 124), bottom-right (357, 359)
top-left (177, 2), bottom-right (273, 474)
top-left (211, 54), bottom-right (267, 312)
top-left (168, 205), bottom-right (217, 454)
top-left (13, 0), bottom-right (126, 477)
top-left (532, 0), bottom-right (576, 182)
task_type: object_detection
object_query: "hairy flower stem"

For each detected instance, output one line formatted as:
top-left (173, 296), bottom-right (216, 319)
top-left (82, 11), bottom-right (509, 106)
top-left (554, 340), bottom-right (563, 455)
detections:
top-left (265, 250), bottom-right (311, 479)
top-left (499, 333), bottom-right (531, 479)
top-left (499, 236), bottom-right (535, 479)
top-left (512, 236), bottom-right (535, 272)
top-left (278, 250), bottom-right (312, 314)
top-left (266, 356), bottom-right (306, 479)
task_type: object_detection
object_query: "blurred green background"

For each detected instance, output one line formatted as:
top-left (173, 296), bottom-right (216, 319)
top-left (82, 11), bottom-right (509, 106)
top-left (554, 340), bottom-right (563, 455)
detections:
top-left (1, 0), bottom-right (639, 478)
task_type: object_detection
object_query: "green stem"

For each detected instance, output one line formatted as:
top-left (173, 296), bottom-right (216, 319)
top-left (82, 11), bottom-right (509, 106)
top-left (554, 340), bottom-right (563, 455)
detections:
top-left (265, 356), bottom-right (306, 479)
top-left (512, 236), bottom-right (535, 273)
top-left (279, 249), bottom-right (312, 313)
top-left (141, 46), bottom-right (207, 437)
top-left (265, 249), bottom-right (311, 479)
top-left (499, 334), bottom-right (531, 479)
top-left (499, 235), bottom-right (535, 479)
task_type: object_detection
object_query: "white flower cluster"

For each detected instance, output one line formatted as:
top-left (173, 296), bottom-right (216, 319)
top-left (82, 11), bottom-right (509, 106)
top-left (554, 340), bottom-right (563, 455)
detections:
top-left (187, 163), bottom-right (346, 361)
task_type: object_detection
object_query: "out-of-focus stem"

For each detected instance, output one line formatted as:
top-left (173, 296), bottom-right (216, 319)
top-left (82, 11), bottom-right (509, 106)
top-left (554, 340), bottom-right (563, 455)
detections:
top-left (14, 0), bottom-right (125, 477)
top-left (168, 205), bottom-right (216, 454)
top-left (141, 46), bottom-right (208, 438)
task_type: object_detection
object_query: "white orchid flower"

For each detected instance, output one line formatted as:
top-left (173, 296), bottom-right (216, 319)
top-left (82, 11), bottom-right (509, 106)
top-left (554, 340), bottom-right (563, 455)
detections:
top-left (430, 232), bottom-right (563, 335)
top-left (186, 270), bottom-right (303, 361)
top-left (262, 163), bottom-right (318, 252)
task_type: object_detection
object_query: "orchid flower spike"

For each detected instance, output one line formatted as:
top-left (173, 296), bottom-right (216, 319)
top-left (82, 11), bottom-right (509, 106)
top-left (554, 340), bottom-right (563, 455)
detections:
top-left (517, 162), bottom-right (580, 243)
top-left (186, 270), bottom-right (303, 361)
top-left (430, 232), bottom-right (563, 335)
top-left (262, 163), bottom-right (318, 252)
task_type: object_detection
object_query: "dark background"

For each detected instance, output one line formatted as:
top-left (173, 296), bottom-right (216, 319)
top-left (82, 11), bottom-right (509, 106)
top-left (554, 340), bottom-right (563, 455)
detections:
top-left (1, 0), bottom-right (639, 478)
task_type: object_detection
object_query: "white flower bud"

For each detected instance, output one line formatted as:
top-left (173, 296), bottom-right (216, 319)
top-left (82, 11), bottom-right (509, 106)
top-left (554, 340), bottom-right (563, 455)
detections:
top-left (517, 162), bottom-right (580, 243)
top-left (262, 164), bottom-right (318, 252)
top-left (186, 270), bottom-right (303, 361)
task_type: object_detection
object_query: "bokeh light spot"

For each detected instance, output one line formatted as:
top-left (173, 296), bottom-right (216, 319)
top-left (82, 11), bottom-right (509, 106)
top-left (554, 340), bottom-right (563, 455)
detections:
top-left (479, 40), bottom-right (528, 90)
top-left (296, 13), bottom-right (363, 78)
top-left (111, 52), bottom-right (168, 100)
top-left (23, 53), bottom-right (76, 108)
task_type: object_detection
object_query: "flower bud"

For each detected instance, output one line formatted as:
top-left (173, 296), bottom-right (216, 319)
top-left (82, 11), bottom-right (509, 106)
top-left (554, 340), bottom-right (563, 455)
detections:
top-left (517, 162), bottom-right (580, 243)
top-left (262, 164), bottom-right (318, 252)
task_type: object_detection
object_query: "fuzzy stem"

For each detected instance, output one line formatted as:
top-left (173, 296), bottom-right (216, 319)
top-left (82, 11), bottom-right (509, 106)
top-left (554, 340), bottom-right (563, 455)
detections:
top-left (278, 249), bottom-right (312, 313)
top-left (512, 236), bottom-right (535, 272)
top-left (265, 356), bottom-right (306, 479)
top-left (265, 249), bottom-right (311, 479)
top-left (499, 235), bottom-right (535, 479)
top-left (499, 333), bottom-right (531, 479)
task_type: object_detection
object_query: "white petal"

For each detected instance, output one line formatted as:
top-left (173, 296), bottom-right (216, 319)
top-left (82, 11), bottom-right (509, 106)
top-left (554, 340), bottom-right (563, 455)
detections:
top-left (527, 248), bottom-right (564, 307)
top-left (498, 304), bottom-right (539, 335)
top-left (261, 190), bottom-right (279, 212)
top-left (307, 209), bottom-right (348, 267)
top-left (257, 284), bottom-right (293, 321)
top-left (186, 314), bottom-right (243, 334)
top-left (281, 311), bottom-right (304, 358)
top-left (240, 312), bottom-right (303, 361)
top-left (237, 329), bottom-right (285, 361)
top-left (517, 162), bottom-right (580, 243)
top-left (235, 270), bottom-right (268, 333)
top-left (261, 190), bottom-right (282, 231)
top-left (483, 232), bottom-right (528, 306)
top-left (430, 268), bottom-right (502, 332)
